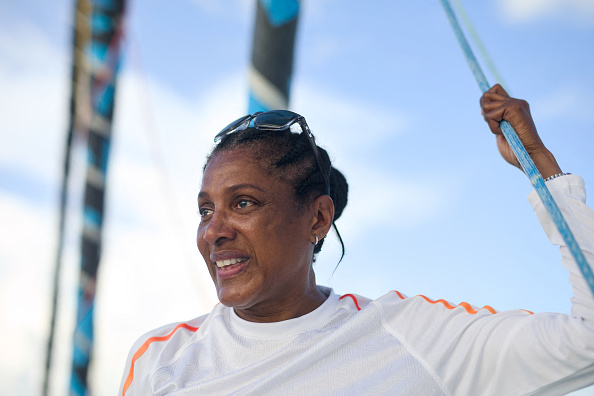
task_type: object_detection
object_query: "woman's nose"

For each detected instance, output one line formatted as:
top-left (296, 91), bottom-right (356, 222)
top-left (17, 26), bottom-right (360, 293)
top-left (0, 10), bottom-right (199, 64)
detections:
top-left (202, 210), bottom-right (236, 245)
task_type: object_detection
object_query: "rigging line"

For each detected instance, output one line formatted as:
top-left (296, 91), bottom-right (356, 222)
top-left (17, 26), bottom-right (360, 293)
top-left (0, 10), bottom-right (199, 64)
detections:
top-left (125, 30), bottom-right (214, 305)
top-left (43, 69), bottom-right (73, 396)
top-left (451, 0), bottom-right (509, 91)
top-left (439, 0), bottom-right (594, 298)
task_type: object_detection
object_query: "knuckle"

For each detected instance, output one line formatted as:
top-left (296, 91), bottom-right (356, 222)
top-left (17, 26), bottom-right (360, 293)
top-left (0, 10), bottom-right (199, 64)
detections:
top-left (509, 99), bottom-right (523, 110)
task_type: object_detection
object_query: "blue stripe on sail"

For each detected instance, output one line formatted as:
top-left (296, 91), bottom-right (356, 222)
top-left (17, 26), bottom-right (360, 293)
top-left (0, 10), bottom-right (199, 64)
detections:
top-left (84, 207), bottom-right (102, 228)
top-left (259, 0), bottom-right (299, 26)
top-left (248, 91), bottom-right (272, 114)
top-left (92, 13), bottom-right (113, 34)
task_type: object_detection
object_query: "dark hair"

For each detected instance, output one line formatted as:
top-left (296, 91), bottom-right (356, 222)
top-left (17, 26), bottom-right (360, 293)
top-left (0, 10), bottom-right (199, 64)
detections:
top-left (204, 126), bottom-right (348, 262)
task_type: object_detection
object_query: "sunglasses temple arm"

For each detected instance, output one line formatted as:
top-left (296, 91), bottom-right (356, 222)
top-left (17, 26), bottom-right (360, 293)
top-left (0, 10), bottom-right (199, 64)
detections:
top-left (301, 121), bottom-right (331, 195)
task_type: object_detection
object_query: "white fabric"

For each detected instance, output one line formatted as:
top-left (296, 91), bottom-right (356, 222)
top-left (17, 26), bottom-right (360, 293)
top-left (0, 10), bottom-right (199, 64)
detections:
top-left (120, 175), bottom-right (594, 396)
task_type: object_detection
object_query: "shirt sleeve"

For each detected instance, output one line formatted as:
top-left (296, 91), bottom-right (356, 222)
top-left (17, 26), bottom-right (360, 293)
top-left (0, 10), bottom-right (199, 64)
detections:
top-left (528, 175), bottom-right (594, 323)
top-left (379, 175), bottom-right (594, 396)
top-left (118, 318), bottom-right (204, 396)
top-left (498, 175), bottom-right (594, 395)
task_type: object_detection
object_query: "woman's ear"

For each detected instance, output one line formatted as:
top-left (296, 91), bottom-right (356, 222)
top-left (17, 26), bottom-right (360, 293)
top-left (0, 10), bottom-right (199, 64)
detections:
top-left (310, 195), bottom-right (335, 239)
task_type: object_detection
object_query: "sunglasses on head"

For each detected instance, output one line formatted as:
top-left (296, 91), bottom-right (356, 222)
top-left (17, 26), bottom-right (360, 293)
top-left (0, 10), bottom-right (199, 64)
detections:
top-left (214, 110), bottom-right (330, 195)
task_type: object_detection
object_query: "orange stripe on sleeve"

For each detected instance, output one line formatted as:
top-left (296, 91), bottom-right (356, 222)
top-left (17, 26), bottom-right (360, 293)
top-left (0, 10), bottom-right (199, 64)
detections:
top-left (339, 294), bottom-right (361, 311)
top-left (393, 290), bottom-right (406, 300)
top-left (418, 295), bottom-right (456, 310)
top-left (459, 301), bottom-right (478, 314)
top-left (479, 305), bottom-right (497, 314)
top-left (122, 323), bottom-right (199, 396)
top-left (417, 294), bottom-right (499, 315)
top-left (397, 292), bottom-right (531, 315)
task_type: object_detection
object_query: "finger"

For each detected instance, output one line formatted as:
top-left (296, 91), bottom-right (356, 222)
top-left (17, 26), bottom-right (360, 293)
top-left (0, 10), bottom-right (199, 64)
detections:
top-left (485, 98), bottom-right (531, 124)
top-left (483, 107), bottom-right (505, 134)
top-left (488, 83), bottom-right (509, 97)
top-left (482, 100), bottom-right (507, 121)
top-left (482, 91), bottom-right (509, 104)
top-left (480, 90), bottom-right (510, 111)
top-left (482, 99), bottom-right (508, 115)
top-left (488, 118), bottom-right (502, 135)
top-left (496, 134), bottom-right (521, 169)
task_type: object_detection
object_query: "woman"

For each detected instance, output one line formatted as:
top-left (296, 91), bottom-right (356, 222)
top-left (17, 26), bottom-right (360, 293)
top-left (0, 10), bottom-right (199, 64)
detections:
top-left (120, 85), bottom-right (594, 395)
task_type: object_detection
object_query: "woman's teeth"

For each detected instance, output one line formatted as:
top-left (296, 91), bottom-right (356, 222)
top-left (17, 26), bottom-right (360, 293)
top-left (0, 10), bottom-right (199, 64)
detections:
top-left (216, 258), bottom-right (247, 268)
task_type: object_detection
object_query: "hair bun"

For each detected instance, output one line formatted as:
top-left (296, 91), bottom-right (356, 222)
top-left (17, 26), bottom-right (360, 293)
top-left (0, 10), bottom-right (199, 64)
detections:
top-left (329, 167), bottom-right (348, 221)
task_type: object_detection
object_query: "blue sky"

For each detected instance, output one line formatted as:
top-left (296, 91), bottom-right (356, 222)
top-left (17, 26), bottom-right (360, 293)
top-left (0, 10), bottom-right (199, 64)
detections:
top-left (1, 0), bottom-right (593, 394)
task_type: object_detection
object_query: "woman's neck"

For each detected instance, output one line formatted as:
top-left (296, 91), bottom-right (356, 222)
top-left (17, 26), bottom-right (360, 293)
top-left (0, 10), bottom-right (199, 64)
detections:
top-left (234, 284), bottom-right (328, 323)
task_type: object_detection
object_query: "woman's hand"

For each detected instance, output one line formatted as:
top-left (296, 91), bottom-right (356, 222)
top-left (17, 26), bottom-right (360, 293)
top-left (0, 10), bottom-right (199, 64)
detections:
top-left (480, 84), bottom-right (562, 179)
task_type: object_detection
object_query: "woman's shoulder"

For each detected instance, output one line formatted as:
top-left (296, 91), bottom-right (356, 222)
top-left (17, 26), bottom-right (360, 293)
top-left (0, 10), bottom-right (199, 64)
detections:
top-left (145, 315), bottom-right (207, 340)
top-left (126, 305), bottom-right (228, 363)
top-left (128, 313), bottom-right (209, 356)
top-left (120, 312), bottom-right (214, 395)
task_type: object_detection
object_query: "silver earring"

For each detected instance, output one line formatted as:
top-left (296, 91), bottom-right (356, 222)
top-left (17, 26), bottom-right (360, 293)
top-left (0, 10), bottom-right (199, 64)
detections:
top-left (314, 235), bottom-right (319, 245)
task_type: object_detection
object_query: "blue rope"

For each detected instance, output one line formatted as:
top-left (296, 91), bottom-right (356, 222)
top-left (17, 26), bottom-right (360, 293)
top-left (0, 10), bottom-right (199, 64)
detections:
top-left (440, 0), bottom-right (594, 298)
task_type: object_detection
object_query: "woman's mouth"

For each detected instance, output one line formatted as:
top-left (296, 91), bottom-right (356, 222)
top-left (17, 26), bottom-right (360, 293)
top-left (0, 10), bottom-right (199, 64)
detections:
top-left (215, 257), bottom-right (249, 278)
top-left (215, 257), bottom-right (248, 268)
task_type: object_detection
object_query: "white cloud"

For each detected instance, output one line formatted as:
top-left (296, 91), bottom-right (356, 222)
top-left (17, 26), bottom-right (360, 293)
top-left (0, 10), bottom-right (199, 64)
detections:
top-left (499, 0), bottom-right (556, 21)
top-left (532, 84), bottom-right (594, 122)
top-left (292, 81), bottom-right (409, 153)
top-left (0, 193), bottom-right (57, 395)
top-left (499, 0), bottom-right (594, 25)
top-left (288, 79), bottom-right (456, 262)
top-left (0, 15), bottom-right (72, 395)
top-left (341, 171), bottom-right (449, 234)
top-left (0, 19), bottom-right (65, 75)
top-left (0, 25), bottom-right (69, 186)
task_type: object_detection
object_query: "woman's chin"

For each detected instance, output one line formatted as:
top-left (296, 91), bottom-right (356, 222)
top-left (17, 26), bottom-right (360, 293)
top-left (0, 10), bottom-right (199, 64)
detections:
top-left (216, 284), bottom-right (252, 308)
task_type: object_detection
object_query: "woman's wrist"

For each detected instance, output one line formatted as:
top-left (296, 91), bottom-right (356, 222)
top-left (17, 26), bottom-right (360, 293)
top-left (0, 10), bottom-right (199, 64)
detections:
top-left (544, 172), bottom-right (571, 182)
top-left (529, 149), bottom-right (562, 180)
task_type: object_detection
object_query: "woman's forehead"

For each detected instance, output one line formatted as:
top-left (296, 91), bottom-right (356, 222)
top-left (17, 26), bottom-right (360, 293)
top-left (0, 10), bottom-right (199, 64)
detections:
top-left (204, 149), bottom-right (264, 174)
top-left (201, 149), bottom-right (280, 193)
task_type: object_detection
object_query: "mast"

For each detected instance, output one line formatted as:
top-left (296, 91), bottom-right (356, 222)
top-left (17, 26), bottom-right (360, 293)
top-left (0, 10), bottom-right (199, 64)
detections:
top-left (70, 0), bottom-right (126, 394)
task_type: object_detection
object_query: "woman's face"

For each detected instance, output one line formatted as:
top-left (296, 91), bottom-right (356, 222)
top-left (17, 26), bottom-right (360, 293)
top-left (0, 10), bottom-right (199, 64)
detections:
top-left (197, 148), bottom-right (318, 317)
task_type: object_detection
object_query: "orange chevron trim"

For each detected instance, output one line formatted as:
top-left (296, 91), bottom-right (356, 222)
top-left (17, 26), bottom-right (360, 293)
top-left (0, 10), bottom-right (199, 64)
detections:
top-left (392, 290), bottom-right (510, 315)
top-left (339, 294), bottom-right (361, 311)
top-left (122, 323), bottom-right (199, 396)
top-left (418, 294), bottom-right (498, 314)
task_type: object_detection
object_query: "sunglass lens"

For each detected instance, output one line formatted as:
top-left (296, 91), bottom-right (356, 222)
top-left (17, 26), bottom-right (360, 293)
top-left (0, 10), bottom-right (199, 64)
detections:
top-left (215, 115), bottom-right (252, 141)
top-left (254, 110), bottom-right (298, 130)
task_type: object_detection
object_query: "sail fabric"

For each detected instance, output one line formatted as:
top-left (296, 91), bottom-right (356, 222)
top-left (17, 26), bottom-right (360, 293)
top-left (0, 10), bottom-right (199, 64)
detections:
top-left (70, 0), bottom-right (125, 394)
top-left (248, 0), bottom-right (300, 113)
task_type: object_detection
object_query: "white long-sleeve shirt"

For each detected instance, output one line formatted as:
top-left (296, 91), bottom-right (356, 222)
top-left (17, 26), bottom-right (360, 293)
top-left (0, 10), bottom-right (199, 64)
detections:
top-left (120, 175), bottom-right (594, 395)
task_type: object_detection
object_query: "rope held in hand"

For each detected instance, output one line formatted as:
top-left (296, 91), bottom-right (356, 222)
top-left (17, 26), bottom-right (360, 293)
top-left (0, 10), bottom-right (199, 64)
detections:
top-left (440, 0), bottom-right (594, 298)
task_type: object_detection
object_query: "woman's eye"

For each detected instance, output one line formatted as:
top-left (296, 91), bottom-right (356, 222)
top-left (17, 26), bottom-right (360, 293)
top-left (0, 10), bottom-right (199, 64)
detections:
top-left (236, 199), bottom-right (254, 209)
top-left (199, 208), bottom-right (213, 218)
